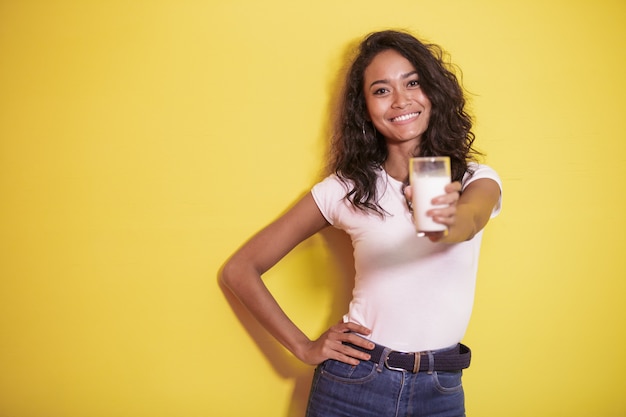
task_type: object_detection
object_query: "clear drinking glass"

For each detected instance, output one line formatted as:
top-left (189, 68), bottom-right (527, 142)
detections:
top-left (409, 156), bottom-right (451, 233)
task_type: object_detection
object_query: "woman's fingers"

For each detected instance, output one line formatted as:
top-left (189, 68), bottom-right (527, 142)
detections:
top-left (305, 322), bottom-right (374, 365)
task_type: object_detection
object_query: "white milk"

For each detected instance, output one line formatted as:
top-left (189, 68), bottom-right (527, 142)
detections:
top-left (411, 175), bottom-right (450, 232)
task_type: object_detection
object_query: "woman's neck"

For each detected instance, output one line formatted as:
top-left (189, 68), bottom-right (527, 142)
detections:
top-left (383, 143), bottom-right (417, 183)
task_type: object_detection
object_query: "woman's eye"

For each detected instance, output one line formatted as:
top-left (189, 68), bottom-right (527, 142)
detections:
top-left (373, 88), bottom-right (388, 95)
top-left (408, 79), bottom-right (420, 87)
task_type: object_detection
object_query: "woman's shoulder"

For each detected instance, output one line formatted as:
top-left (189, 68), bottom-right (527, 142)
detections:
top-left (313, 172), bottom-right (357, 191)
top-left (466, 162), bottom-right (499, 177)
top-left (463, 162), bottom-right (501, 188)
top-left (313, 168), bottom-right (386, 193)
top-left (310, 173), bottom-right (357, 225)
top-left (312, 173), bottom-right (347, 195)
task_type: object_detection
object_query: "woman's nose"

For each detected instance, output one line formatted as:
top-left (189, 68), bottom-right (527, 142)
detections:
top-left (391, 90), bottom-right (410, 108)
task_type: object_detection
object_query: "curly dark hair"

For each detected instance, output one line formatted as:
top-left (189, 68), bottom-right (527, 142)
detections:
top-left (329, 30), bottom-right (481, 215)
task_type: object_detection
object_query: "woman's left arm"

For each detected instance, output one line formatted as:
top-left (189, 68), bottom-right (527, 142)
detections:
top-left (409, 178), bottom-right (501, 243)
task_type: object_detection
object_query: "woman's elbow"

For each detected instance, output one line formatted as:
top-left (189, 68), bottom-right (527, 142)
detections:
top-left (219, 259), bottom-right (240, 291)
top-left (220, 256), bottom-right (260, 294)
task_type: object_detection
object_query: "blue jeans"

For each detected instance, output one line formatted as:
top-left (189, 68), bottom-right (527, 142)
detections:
top-left (305, 350), bottom-right (465, 417)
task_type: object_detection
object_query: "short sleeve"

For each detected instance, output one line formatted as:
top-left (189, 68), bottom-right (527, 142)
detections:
top-left (310, 175), bottom-right (351, 226)
top-left (463, 163), bottom-right (502, 218)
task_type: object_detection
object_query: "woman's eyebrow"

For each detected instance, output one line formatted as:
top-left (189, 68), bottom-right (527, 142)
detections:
top-left (368, 71), bottom-right (419, 89)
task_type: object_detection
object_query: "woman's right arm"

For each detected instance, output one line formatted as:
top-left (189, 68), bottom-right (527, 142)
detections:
top-left (220, 192), bottom-right (374, 366)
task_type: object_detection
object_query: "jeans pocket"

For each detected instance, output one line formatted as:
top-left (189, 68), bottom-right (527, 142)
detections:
top-left (432, 370), bottom-right (464, 393)
top-left (320, 359), bottom-right (378, 384)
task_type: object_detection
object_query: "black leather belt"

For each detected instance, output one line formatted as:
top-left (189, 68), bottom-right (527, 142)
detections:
top-left (345, 342), bottom-right (471, 373)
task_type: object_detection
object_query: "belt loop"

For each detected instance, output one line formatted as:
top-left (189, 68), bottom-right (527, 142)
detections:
top-left (378, 347), bottom-right (392, 373)
top-left (427, 351), bottom-right (435, 374)
top-left (412, 352), bottom-right (421, 373)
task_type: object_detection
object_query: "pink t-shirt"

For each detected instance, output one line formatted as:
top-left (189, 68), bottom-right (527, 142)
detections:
top-left (311, 164), bottom-right (502, 352)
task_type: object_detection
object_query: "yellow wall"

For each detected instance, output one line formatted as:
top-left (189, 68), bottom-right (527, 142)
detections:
top-left (1, 1), bottom-right (625, 416)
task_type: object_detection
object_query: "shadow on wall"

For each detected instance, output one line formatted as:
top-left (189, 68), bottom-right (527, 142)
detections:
top-left (217, 224), bottom-right (355, 417)
top-left (216, 34), bottom-right (365, 417)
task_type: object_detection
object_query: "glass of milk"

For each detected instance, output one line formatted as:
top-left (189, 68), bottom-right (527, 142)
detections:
top-left (409, 156), bottom-right (451, 233)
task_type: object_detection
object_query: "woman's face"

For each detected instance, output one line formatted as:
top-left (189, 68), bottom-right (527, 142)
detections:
top-left (363, 49), bottom-right (431, 146)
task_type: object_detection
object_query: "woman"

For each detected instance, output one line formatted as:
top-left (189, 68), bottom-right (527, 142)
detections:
top-left (220, 30), bottom-right (502, 417)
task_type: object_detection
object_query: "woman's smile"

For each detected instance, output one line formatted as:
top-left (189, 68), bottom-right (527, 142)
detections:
top-left (389, 111), bottom-right (421, 123)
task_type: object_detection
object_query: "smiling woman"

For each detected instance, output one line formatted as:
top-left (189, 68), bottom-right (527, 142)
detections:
top-left (220, 29), bottom-right (502, 417)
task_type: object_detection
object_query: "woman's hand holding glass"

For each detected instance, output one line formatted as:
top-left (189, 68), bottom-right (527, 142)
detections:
top-left (404, 181), bottom-right (462, 242)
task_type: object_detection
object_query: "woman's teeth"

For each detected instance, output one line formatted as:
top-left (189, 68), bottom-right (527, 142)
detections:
top-left (391, 112), bottom-right (419, 122)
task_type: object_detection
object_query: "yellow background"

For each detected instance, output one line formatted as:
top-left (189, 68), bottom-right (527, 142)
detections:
top-left (1, 1), bottom-right (625, 416)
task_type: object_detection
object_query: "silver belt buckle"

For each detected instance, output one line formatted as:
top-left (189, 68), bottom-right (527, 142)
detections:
top-left (384, 351), bottom-right (421, 373)
top-left (384, 352), bottom-right (405, 372)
